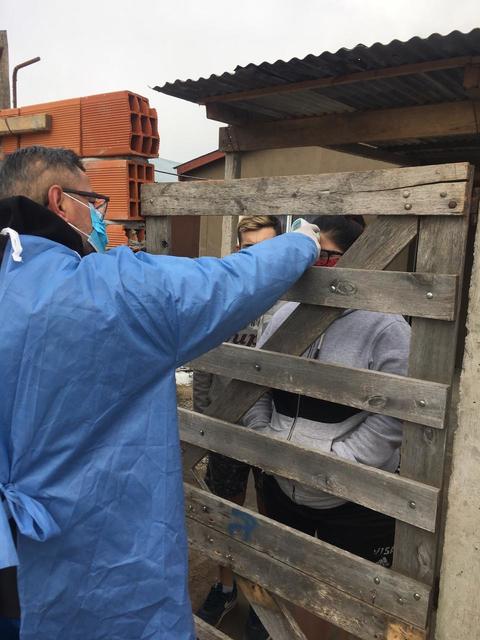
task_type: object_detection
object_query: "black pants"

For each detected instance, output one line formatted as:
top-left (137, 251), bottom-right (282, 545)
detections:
top-left (262, 474), bottom-right (395, 566)
top-left (205, 452), bottom-right (263, 500)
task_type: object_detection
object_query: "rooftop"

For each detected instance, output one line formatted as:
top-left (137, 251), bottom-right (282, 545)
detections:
top-left (154, 29), bottom-right (480, 165)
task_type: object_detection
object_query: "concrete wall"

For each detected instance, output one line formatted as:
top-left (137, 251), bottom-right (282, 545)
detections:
top-left (240, 146), bottom-right (395, 178)
top-left (435, 218), bottom-right (480, 639)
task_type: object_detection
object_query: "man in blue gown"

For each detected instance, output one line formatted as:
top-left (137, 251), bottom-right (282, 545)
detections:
top-left (0, 146), bottom-right (320, 639)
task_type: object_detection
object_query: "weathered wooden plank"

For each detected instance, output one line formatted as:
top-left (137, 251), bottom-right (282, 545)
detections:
top-left (236, 577), bottom-right (308, 640)
top-left (204, 217), bottom-right (418, 426)
top-left (206, 101), bottom-right (271, 126)
top-left (0, 113), bottom-right (51, 136)
top-left (435, 202), bottom-right (480, 640)
top-left (393, 199), bottom-right (472, 586)
top-left (218, 101), bottom-right (480, 152)
top-left (145, 215), bottom-right (171, 254)
top-left (190, 343), bottom-right (449, 429)
top-left (142, 164), bottom-right (470, 218)
top-left (187, 519), bottom-right (426, 640)
top-left (179, 409), bottom-right (439, 531)
top-left (463, 63), bottom-right (480, 99)
top-left (195, 616), bottom-right (233, 640)
top-left (282, 268), bottom-right (458, 321)
top-left (185, 484), bottom-right (431, 628)
top-left (202, 57), bottom-right (480, 105)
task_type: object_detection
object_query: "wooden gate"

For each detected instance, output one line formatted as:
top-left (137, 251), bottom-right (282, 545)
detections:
top-left (142, 161), bottom-right (474, 640)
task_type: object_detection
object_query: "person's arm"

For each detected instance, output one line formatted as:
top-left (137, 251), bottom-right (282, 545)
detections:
top-left (131, 232), bottom-right (318, 367)
top-left (331, 319), bottom-right (411, 468)
top-left (241, 391), bottom-right (273, 430)
top-left (192, 370), bottom-right (213, 414)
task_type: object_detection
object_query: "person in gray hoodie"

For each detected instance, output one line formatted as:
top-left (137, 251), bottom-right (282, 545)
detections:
top-left (243, 215), bottom-right (411, 640)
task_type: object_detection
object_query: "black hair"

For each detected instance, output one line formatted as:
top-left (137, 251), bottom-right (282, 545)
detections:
top-left (312, 215), bottom-right (365, 252)
top-left (0, 146), bottom-right (85, 203)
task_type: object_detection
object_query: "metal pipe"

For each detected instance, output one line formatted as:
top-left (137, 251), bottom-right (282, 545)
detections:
top-left (12, 56), bottom-right (41, 108)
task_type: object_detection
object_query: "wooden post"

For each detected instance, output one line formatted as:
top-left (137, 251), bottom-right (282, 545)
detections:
top-left (221, 152), bottom-right (241, 256)
top-left (435, 204), bottom-right (480, 640)
top-left (145, 217), bottom-right (171, 255)
top-left (393, 195), bottom-right (472, 586)
top-left (0, 31), bottom-right (10, 109)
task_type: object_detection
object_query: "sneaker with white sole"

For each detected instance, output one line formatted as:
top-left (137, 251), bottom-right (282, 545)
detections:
top-left (196, 581), bottom-right (238, 627)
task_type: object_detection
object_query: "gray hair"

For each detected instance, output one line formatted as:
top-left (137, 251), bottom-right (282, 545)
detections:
top-left (0, 146), bottom-right (85, 204)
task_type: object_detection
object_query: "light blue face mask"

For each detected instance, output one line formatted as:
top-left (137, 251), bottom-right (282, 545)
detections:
top-left (63, 193), bottom-right (109, 254)
top-left (88, 204), bottom-right (108, 253)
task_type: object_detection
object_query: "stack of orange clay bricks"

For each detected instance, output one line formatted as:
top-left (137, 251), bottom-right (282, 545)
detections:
top-left (0, 90), bottom-right (160, 249)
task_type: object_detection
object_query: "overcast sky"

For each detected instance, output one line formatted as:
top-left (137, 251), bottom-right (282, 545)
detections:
top-left (2, 0), bottom-right (479, 163)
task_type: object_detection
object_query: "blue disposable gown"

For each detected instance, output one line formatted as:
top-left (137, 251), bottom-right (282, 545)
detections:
top-left (0, 231), bottom-right (316, 639)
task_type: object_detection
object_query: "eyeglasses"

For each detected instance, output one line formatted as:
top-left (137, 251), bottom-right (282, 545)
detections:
top-left (63, 188), bottom-right (110, 219)
top-left (315, 249), bottom-right (343, 267)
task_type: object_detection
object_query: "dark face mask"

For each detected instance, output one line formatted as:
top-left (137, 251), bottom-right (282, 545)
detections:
top-left (314, 250), bottom-right (343, 267)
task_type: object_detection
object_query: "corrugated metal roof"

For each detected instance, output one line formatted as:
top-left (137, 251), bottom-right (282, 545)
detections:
top-left (154, 29), bottom-right (480, 165)
top-left (154, 28), bottom-right (480, 122)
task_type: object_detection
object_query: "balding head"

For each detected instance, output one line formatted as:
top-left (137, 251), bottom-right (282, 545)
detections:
top-left (0, 146), bottom-right (86, 204)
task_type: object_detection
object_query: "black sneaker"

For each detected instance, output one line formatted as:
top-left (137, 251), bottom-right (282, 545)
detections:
top-left (243, 606), bottom-right (270, 640)
top-left (196, 581), bottom-right (238, 627)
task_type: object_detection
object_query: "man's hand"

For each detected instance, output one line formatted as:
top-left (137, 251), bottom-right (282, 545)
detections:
top-left (291, 218), bottom-right (321, 258)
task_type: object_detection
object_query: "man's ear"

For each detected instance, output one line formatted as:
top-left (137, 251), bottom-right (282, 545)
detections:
top-left (46, 185), bottom-right (67, 219)
top-left (235, 244), bottom-right (240, 252)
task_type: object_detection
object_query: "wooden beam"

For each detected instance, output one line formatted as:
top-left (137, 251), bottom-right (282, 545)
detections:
top-left (280, 267), bottom-right (458, 320)
top-left (190, 343), bottom-right (449, 428)
top-left (0, 113), bottom-right (51, 136)
top-left (179, 409), bottom-right (439, 531)
top-left (142, 162), bottom-right (471, 218)
top-left (393, 190), bottom-right (473, 585)
top-left (236, 577), bottom-right (308, 640)
top-left (188, 519), bottom-right (427, 640)
top-left (186, 484), bottom-right (431, 628)
top-left (202, 56), bottom-right (480, 105)
top-left (0, 31), bottom-right (10, 109)
top-left (218, 101), bottom-right (480, 152)
top-left (145, 216), bottom-right (171, 254)
top-left (463, 63), bottom-right (480, 99)
top-left (206, 102), bottom-right (272, 125)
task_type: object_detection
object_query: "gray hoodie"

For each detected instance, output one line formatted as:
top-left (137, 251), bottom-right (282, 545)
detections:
top-left (242, 302), bottom-right (411, 509)
top-left (193, 302), bottom-right (284, 414)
